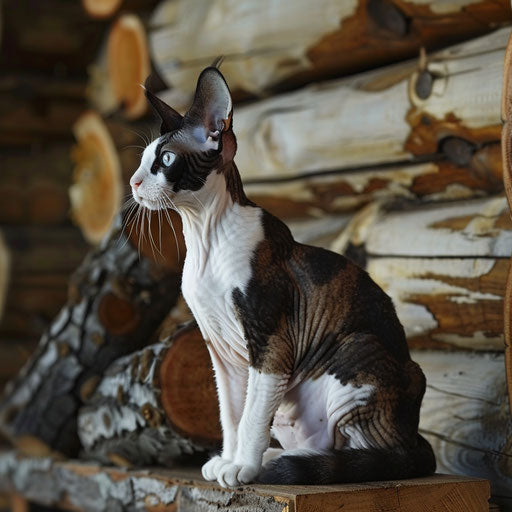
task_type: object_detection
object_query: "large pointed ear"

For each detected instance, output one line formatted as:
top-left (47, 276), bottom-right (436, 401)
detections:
top-left (185, 67), bottom-right (233, 149)
top-left (144, 78), bottom-right (183, 135)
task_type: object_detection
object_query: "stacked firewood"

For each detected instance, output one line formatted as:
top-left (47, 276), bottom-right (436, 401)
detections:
top-left (1, 0), bottom-right (512, 508)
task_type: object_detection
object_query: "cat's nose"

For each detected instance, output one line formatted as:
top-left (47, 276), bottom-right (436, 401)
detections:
top-left (132, 179), bottom-right (142, 190)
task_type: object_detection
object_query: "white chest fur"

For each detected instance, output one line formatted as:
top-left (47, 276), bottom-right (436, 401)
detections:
top-left (181, 201), bottom-right (264, 367)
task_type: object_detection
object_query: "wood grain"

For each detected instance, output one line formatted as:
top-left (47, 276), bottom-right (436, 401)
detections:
top-left (414, 351), bottom-right (512, 506)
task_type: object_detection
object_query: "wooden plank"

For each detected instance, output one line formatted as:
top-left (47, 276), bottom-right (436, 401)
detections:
top-left (414, 351), bottom-right (512, 508)
top-left (148, 0), bottom-right (511, 98)
top-left (0, 452), bottom-right (490, 511)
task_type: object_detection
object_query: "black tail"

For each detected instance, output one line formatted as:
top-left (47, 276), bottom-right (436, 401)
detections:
top-left (258, 435), bottom-right (436, 485)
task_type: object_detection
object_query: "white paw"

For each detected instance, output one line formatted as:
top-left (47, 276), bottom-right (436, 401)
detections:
top-left (216, 462), bottom-right (259, 488)
top-left (202, 455), bottom-right (231, 481)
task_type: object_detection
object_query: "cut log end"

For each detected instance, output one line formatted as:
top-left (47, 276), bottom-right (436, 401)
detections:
top-left (82, 0), bottom-right (123, 18)
top-left (159, 326), bottom-right (221, 444)
top-left (70, 111), bottom-right (123, 245)
top-left (107, 14), bottom-right (150, 119)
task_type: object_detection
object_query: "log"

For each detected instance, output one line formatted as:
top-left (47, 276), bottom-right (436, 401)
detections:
top-left (78, 323), bottom-right (220, 466)
top-left (0, 145), bottom-right (73, 226)
top-left (415, 350), bottom-right (512, 509)
top-left (329, 196), bottom-right (512, 350)
top-left (88, 14), bottom-right (150, 119)
top-left (231, 27), bottom-right (506, 183)
top-left (0, 452), bottom-right (491, 512)
top-left (0, 217), bottom-right (181, 456)
top-left (148, 0), bottom-right (511, 99)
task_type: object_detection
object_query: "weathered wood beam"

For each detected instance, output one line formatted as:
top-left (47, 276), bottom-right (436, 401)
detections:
top-left (414, 350), bottom-right (512, 508)
top-left (0, 452), bottom-right (490, 512)
top-left (0, 218), bottom-right (181, 456)
top-left (148, 0), bottom-right (511, 98)
top-left (501, 29), bottom-right (512, 416)
top-left (78, 322), bottom-right (220, 466)
top-left (231, 27), bottom-right (506, 184)
top-left (0, 232), bottom-right (9, 325)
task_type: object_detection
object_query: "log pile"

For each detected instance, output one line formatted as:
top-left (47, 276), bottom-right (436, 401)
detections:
top-left (0, 0), bottom-right (511, 509)
top-left (0, 218), bottom-right (182, 457)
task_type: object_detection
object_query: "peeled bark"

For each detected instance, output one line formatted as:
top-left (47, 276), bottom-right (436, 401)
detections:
top-left (78, 323), bottom-right (220, 466)
top-left (0, 217), bottom-right (181, 456)
top-left (331, 196), bottom-right (512, 350)
top-left (148, 0), bottom-right (511, 99)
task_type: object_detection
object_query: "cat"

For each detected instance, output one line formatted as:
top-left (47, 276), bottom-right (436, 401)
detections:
top-left (129, 66), bottom-right (436, 488)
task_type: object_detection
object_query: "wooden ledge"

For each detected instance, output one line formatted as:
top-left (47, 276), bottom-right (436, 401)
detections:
top-left (0, 451), bottom-right (490, 511)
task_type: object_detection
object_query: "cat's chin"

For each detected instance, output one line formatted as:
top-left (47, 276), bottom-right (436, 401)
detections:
top-left (135, 197), bottom-right (162, 211)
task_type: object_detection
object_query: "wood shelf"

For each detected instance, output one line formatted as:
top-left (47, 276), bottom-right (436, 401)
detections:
top-left (0, 451), bottom-right (490, 511)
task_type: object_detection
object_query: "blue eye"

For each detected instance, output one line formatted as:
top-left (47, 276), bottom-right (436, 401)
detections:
top-left (161, 152), bottom-right (174, 167)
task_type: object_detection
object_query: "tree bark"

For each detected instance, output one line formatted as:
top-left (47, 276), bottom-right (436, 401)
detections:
top-left (78, 322), bottom-right (220, 466)
top-left (0, 217), bottom-right (181, 457)
top-left (148, 0), bottom-right (511, 98)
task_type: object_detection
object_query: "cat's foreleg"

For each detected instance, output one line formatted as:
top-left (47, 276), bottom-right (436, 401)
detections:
top-left (202, 349), bottom-right (248, 482)
top-left (215, 368), bottom-right (289, 487)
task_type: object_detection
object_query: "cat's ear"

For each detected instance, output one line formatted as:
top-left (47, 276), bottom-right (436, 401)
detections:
top-left (144, 79), bottom-right (183, 135)
top-left (185, 67), bottom-right (233, 150)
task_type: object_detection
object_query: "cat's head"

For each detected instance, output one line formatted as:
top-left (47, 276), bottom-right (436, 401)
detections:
top-left (130, 67), bottom-right (236, 211)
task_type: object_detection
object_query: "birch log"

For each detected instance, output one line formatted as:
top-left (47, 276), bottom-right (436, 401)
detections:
top-left (0, 217), bottom-right (181, 457)
top-left (78, 323), bottom-right (220, 466)
top-left (148, 0), bottom-right (511, 98)
top-left (330, 196), bottom-right (512, 351)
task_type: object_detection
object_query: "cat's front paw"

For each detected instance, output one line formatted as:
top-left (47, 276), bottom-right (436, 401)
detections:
top-left (216, 462), bottom-right (259, 488)
top-left (202, 455), bottom-right (231, 481)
